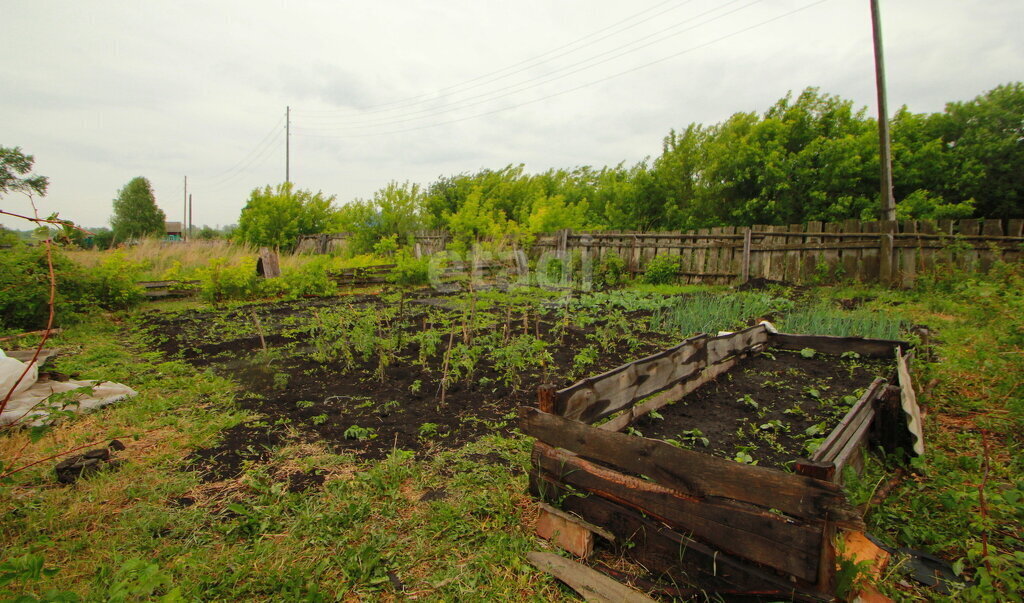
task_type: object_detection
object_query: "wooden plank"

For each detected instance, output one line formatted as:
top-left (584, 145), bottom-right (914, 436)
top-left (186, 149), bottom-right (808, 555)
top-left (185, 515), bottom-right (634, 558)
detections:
top-left (750, 225), bottom-right (768, 279)
top-left (822, 222), bottom-right (841, 280)
top-left (530, 475), bottom-right (819, 597)
top-left (538, 502), bottom-right (615, 542)
top-left (957, 219), bottom-right (980, 272)
top-left (527, 551), bottom-right (657, 603)
top-left (811, 378), bottom-right (886, 464)
top-left (803, 221), bottom-right (824, 282)
top-left (1008, 219), bottom-right (1024, 264)
top-left (536, 507), bottom-right (595, 558)
top-left (693, 228), bottom-right (709, 282)
top-left (598, 351), bottom-right (746, 432)
top-left (767, 333), bottom-right (906, 358)
top-left (740, 227), bottom-right (752, 283)
top-left (555, 335), bottom-right (708, 423)
top-left (842, 219), bottom-right (861, 280)
top-left (896, 349), bottom-right (925, 456)
top-left (898, 221), bottom-right (917, 288)
top-left (787, 224), bottom-right (804, 282)
top-left (861, 221), bottom-right (881, 283)
top-left (916, 220), bottom-right (937, 274)
top-left (520, 409), bottom-right (863, 527)
top-left (531, 443), bottom-right (824, 582)
top-left (768, 225), bottom-right (787, 281)
top-left (557, 326), bottom-right (766, 424)
top-left (706, 324), bottom-right (768, 364)
top-left (981, 219), bottom-right (1004, 271)
top-left (719, 226), bottom-right (736, 285)
top-left (830, 407), bottom-right (875, 481)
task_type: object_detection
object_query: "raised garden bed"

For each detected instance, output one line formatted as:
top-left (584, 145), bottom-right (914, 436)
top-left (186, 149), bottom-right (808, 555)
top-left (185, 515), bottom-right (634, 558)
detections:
top-left (520, 324), bottom-right (923, 599)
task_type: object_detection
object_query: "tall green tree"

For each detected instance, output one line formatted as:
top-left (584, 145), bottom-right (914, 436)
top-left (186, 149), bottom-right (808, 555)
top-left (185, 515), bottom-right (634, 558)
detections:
top-left (1, 146), bottom-right (48, 199)
top-left (234, 182), bottom-right (339, 250)
top-left (110, 177), bottom-right (166, 241)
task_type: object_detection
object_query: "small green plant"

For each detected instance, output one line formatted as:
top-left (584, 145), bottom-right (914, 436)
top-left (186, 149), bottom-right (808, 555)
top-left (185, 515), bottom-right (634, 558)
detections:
top-left (800, 347), bottom-right (817, 358)
top-left (733, 448), bottom-right (757, 465)
top-left (409, 380), bottom-right (423, 394)
top-left (272, 372), bottom-right (290, 390)
top-left (418, 422), bottom-right (441, 438)
top-left (295, 400), bottom-right (315, 409)
top-left (343, 425), bottom-right (376, 441)
top-left (310, 414), bottom-right (329, 425)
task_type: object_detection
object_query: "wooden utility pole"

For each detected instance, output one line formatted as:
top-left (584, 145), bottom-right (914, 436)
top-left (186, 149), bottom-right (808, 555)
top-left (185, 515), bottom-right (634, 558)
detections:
top-left (182, 175), bottom-right (188, 241)
top-left (870, 0), bottom-right (896, 221)
top-left (285, 106), bottom-right (291, 184)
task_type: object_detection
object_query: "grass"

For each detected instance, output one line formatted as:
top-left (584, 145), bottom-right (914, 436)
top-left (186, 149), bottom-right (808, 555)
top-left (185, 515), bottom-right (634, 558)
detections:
top-left (66, 239), bottom-right (392, 281)
top-left (1, 263), bottom-right (1022, 600)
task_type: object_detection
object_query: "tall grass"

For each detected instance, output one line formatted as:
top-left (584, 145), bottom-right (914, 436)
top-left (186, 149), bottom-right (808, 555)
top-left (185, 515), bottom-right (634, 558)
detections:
top-left (66, 239), bottom-right (387, 281)
top-left (778, 304), bottom-right (908, 340)
top-left (650, 292), bottom-right (788, 336)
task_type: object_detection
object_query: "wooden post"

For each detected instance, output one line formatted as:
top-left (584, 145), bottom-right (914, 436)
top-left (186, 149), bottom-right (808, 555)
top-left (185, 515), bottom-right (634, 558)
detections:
top-left (740, 227), bottom-right (752, 284)
top-left (537, 384), bottom-right (556, 414)
top-left (257, 247), bottom-right (281, 278)
top-left (879, 220), bottom-right (896, 286)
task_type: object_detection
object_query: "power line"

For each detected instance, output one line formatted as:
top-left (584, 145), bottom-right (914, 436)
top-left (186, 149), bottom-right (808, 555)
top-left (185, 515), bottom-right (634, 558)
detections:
top-left (291, 0), bottom-right (689, 117)
top-left (294, 0), bottom-right (833, 140)
top-left (201, 116), bottom-right (285, 186)
top-left (201, 127), bottom-right (286, 193)
top-left (297, 0), bottom-right (758, 131)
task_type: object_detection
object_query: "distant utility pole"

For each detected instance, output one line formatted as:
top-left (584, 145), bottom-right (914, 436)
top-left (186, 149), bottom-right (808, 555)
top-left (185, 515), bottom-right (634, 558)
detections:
top-left (188, 193), bottom-right (193, 239)
top-left (286, 106), bottom-right (291, 184)
top-left (870, 0), bottom-right (896, 221)
top-left (182, 175), bottom-right (188, 241)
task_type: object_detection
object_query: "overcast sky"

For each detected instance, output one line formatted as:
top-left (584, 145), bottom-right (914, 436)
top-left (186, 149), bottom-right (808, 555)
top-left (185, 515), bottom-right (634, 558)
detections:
top-left (2, 0), bottom-right (1021, 230)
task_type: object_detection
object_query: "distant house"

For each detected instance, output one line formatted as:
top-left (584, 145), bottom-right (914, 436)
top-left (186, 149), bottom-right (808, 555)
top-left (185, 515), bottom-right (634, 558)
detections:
top-left (165, 221), bottom-right (183, 240)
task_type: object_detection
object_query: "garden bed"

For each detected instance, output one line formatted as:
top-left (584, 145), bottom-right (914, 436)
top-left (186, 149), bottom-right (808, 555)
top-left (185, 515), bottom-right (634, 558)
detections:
top-left (137, 290), bottom-right (684, 478)
top-left (520, 325), bottom-right (923, 599)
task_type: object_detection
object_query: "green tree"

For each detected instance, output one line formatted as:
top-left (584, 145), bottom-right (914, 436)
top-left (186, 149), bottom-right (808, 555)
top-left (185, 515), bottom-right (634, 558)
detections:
top-left (1, 146), bottom-right (48, 199)
top-left (234, 182), bottom-right (339, 250)
top-left (937, 82), bottom-right (1024, 218)
top-left (110, 177), bottom-right (166, 242)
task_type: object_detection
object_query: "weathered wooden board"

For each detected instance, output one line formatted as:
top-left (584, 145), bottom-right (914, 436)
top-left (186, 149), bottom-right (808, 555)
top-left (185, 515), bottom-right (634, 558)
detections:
top-left (530, 472), bottom-right (826, 599)
top-left (531, 443), bottom-right (822, 581)
top-left (555, 335), bottom-right (708, 423)
top-left (535, 505), bottom-right (596, 558)
top-left (521, 409), bottom-right (863, 527)
top-left (598, 351), bottom-right (746, 432)
top-left (706, 324), bottom-right (768, 364)
top-left (767, 333), bottom-right (907, 358)
top-left (830, 407), bottom-right (876, 481)
top-left (811, 378), bottom-right (886, 464)
top-left (527, 552), bottom-right (657, 603)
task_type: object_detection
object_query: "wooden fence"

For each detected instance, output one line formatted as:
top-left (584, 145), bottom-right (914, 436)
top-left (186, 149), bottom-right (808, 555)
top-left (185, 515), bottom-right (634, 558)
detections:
top-left (297, 219), bottom-right (1023, 287)
top-left (532, 218), bottom-right (1024, 287)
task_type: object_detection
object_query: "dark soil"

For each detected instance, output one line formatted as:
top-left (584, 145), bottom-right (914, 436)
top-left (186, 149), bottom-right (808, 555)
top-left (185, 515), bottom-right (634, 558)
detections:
top-left (141, 293), bottom-right (676, 480)
top-left (633, 349), bottom-right (892, 469)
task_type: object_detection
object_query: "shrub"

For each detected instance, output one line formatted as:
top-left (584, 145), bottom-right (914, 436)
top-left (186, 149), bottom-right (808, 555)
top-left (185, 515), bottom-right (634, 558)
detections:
top-left (0, 244), bottom-right (145, 331)
top-left (281, 256), bottom-right (338, 298)
top-left (594, 252), bottom-right (627, 288)
top-left (197, 257), bottom-right (263, 303)
top-left (387, 251), bottom-right (430, 287)
top-left (641, 255), bottom-right (679, 285)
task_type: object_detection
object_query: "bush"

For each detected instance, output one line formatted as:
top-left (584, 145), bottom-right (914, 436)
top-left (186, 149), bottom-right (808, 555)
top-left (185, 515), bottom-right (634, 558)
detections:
top-left (197, 257), bottom-right (263, 303)
top-left (594, 253), bottom-right (627, 289)
top-left (641, 255), bottom-right (680, 285)
top-left (0, 244), bottom-right (145, 331)
top-left (387, 251), bottom-right (430, 286)
top-left (281, 257), bottom-right (338, 298)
